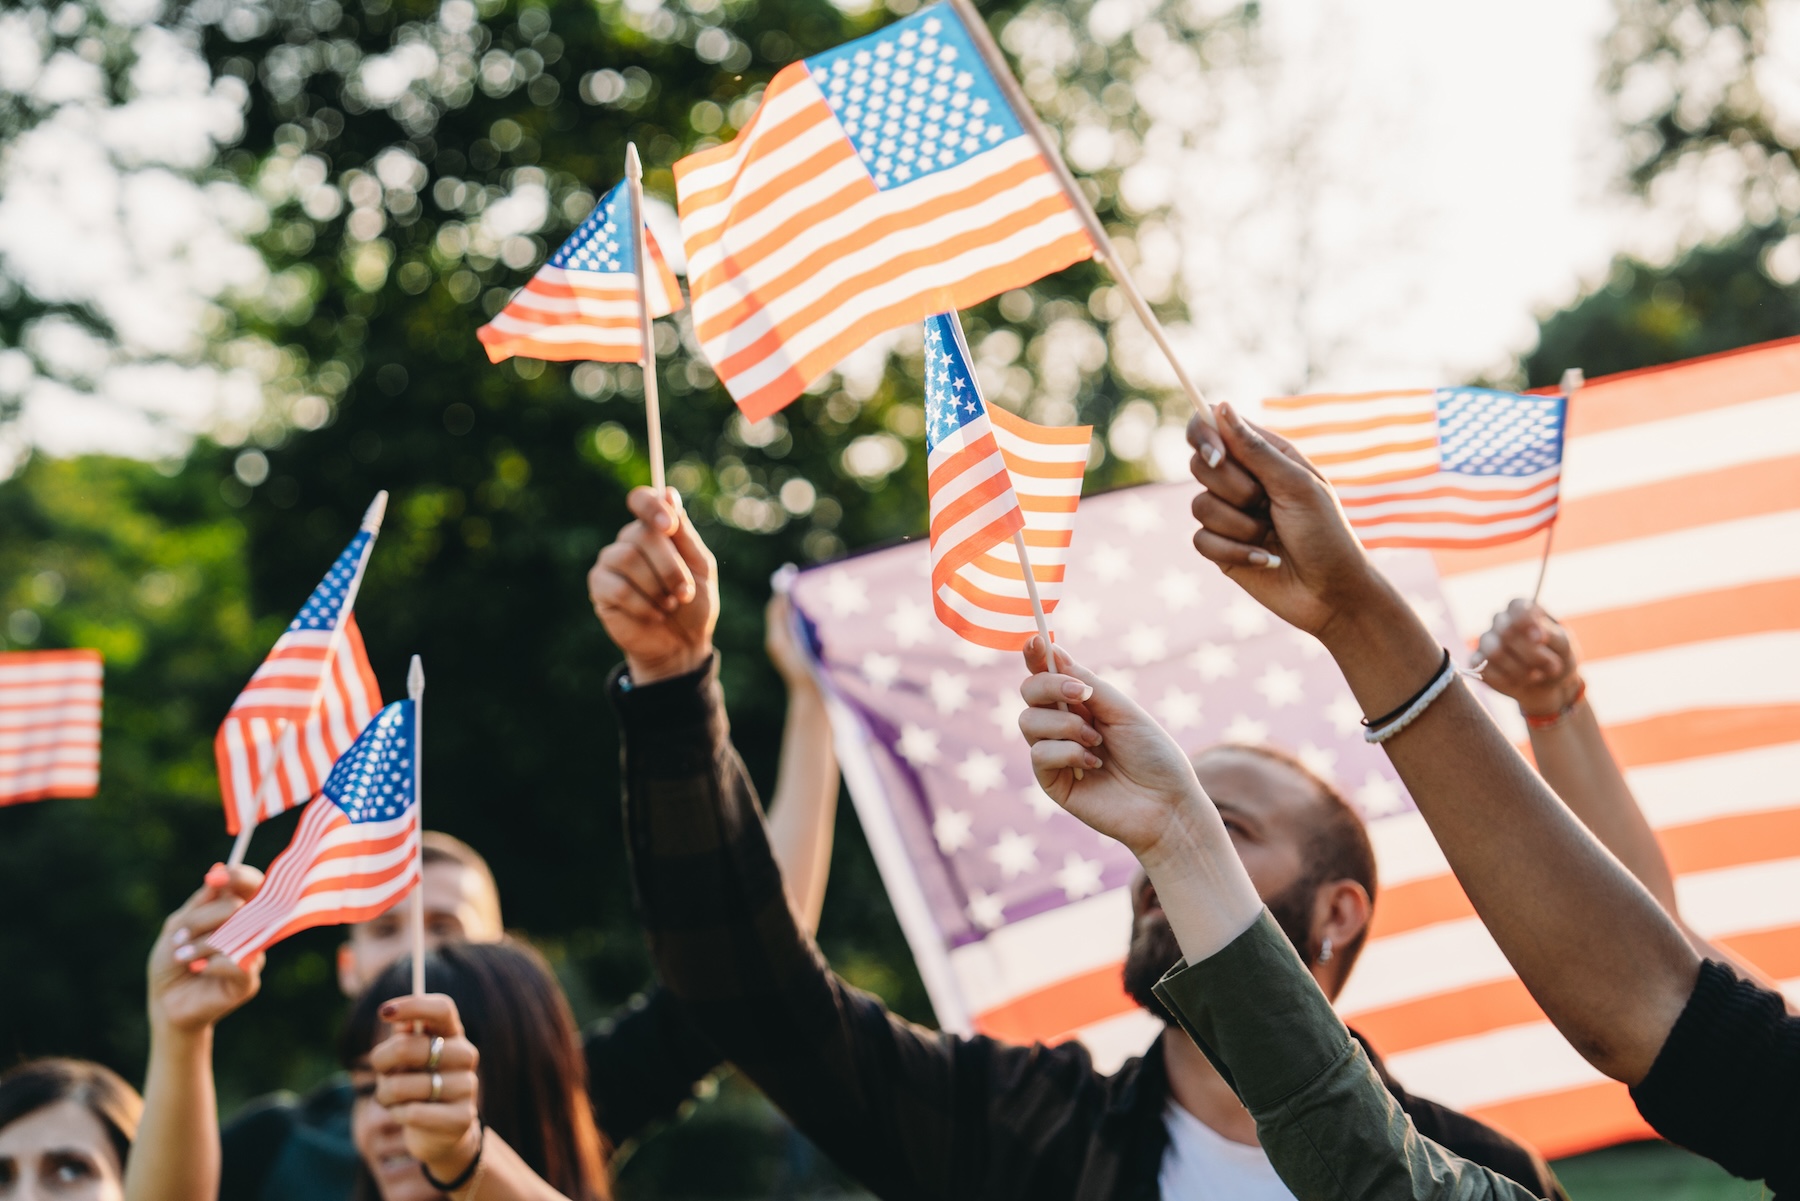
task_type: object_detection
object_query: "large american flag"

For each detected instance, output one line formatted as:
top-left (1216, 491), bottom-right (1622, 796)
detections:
top-left (1264, 386), bottom-right (1568, 549)
top-left (215, 496), bottom-right (384, 836)
top-left (673, 4), bottom-right (1096, 422)
top-left (476, 181), bottom-right (683, 364)
top-left (924, 313), bottom-right (1089, 649)
top-left (0, 650), bottom-right (102, 806)
top-left (792, 336), bottom-right (1800, 1160)
top-left (210, 697), bottom-right (421, 967)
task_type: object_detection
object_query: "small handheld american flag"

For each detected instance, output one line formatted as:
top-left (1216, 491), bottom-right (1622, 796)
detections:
top-left (215, 494), bottom-right (386, 840)
top-left (477, 179), bottom-right (683, 364)
top-left (674, 3), bottom-right (1097, 422)
top-left (925, 312), bottom-right (1089, 650)
top-left (209, 697), bottom-right (422, 967)
top-left (0, 650), bottom-right (103, 806)
top-left (1263, 386), bottom-right (1568, 549)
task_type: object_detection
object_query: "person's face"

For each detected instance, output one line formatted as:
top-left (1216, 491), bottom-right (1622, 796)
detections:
top-left (350, 1036), bottom-right (439, 1201)
top-left (339, 861), bottom-right (500, 997)
top-left (1122, 750), bottom-right (1335, 1013)
top-left (0, 1102), bottom-right (124, 1201)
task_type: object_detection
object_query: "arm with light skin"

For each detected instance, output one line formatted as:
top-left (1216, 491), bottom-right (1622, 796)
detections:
top-left (763, 591), bottom-right (839, 934)
top-left (1479, 601), bottom-right (1784, 992)
top-left (124, 865), bottom-right (264, 1201)
top-left (370, 994), bottom-right (570, 1201)
top-left (1184, 404), bottom-right (1699, 1085)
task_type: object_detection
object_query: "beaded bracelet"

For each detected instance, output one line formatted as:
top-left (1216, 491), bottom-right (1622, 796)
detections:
top-left (1523, 679), bottom-right (1586, 730)
top-left (1363, 651), bottom-right (1458, 745)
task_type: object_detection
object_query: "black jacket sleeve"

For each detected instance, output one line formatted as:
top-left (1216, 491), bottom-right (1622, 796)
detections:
top-left (584, 983), bottom-right (723, 1148)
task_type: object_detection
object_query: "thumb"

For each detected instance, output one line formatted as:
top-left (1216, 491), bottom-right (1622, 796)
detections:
top-left (1217, 402), bottom-right (1320, 500)
top-left (666, 492), bottom-right (716, 581)
top-left (1050, 646), bottom-right (1143, 725)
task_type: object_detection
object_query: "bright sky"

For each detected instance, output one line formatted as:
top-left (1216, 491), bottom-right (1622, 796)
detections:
top-left (1, 0), bottom-right (1662, 467)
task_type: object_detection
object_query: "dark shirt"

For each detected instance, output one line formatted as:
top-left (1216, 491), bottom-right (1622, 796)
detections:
top-left (219, 955), bottom-right (721, 1199)
top-left (616, 657), bottom-right (1566, 1201)
top-left (1630, 959), bottom-right (1800, 1197)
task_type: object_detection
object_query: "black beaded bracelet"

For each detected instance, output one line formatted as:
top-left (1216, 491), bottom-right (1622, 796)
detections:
top-left (1360, 649), bottom-right (1451, 730)
top-left (420, 1128), bottom-right (484, 1193)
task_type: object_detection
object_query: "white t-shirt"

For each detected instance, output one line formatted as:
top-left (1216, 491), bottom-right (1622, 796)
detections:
top-left (1158, 1099), bottom-right (1297, 1200)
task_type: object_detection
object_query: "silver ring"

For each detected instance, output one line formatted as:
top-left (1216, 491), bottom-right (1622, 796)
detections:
top-left (429, 1071), bottom-right (443, 1103)
top-left (426, 1035), bottom-right (444, 1071)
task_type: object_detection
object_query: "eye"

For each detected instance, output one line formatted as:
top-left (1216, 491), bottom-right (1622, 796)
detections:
top-left (47, 1152), bottom-right (97, 1184)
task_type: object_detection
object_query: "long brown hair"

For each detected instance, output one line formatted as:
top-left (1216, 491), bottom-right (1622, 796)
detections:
top-left (342, 939), bottom-right (609, 1201)
top-left (0, 1058), bottom-right (142, 1172)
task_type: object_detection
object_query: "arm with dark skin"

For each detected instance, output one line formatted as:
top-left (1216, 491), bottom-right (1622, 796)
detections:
top-left (1184, 406), bottom-right (1699, 1085)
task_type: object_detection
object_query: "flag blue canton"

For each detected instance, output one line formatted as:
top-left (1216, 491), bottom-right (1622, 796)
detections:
top-left (923, 314), bottom-right (987, 450)
top-left (547, 181), bottom-right (634, 273)
top-left (322, 698), bottom-right (415, 823)
top-left (289, 531), bottom-right (372, 632)
top-left (1435, 388), bottom-right (1566, 477)
top-left (807, 4), bottom-right (1022, 192)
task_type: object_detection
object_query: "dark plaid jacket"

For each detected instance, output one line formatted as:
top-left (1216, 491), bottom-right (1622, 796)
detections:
top-left (617, 658), bottom-right (1565, 1201)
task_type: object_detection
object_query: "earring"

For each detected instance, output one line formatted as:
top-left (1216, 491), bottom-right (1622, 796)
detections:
top-left (1317, 937), bottom-right (1333, 964)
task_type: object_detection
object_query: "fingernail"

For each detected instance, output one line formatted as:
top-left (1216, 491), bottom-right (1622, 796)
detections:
top-left (1084, 753), bottom-right (1103, 769)
top-left (380, 1002), bottom-right (398, 1018)
top-left (1219, 402), bottom-right (1240, 427)
top-left (1204, 442), bottom-right (1223, 469)
top-left (1248, 550), bottom-right (1281, 569)
top-left (654, 511), bottom-right (674, 532)
top-left (173, 927), bottom-right (191, 947)
top-left (663, 595), bottom-right (679, 611)
top-left (1088, 729), bottom-right (1104, 747)
top-left (205, 863), bottom-right (229, 888)
top-left (174, 944), bottom-right (197, 962)
top-left (1062, 680), bottom-right (1092, 701)
top-left (187, 958), bottom-right (208, 974)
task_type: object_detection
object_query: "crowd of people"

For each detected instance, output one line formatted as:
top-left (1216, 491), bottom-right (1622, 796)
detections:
top-left (3, 403), bottom-right (1794, 1200)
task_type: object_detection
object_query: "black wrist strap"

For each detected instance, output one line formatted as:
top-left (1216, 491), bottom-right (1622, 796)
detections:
top-left (420, 1127), bottom-right (484, 1193)
top-left (1361, 649), bottom-right (1451, 730)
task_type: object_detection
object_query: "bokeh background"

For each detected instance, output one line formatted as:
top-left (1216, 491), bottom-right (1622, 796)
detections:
top-left (2, 0), bottom-right (1796, 1195)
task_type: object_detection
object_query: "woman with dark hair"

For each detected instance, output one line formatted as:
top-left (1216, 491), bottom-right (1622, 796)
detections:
top-left (340, 941), bottom-right (609, 1201)
top-left (0, 1058), bottom-right (141, 1201)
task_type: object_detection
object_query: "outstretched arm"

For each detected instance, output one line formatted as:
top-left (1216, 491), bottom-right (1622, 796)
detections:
top-left (125, 864), bottom-right (264, 1201)
top-left (1185, 405), bottom-right (1699, 1085)
top-left (763, 591), bottom-right (838, 934)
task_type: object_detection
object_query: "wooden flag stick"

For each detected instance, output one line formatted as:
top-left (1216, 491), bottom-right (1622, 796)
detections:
top-left (228, 490), bottom-right (389, 869)
top-left (407, 653), bottom-right (426, 998)
top-left (947, 0), bottom-right (1216, 428)
top-left (1531, 368), bottom-right (1583, 607)
top-left (1011, 528), bottom-right (1081, 781)
top-left (624, 143), bottom-right (668, 494)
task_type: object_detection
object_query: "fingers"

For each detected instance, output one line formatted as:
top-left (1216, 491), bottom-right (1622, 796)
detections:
top-left (374, 1067), bottom-right (479, 1108)
top-left (1018, 705), bottom-right (1103, 748)
top-left (1019, 669), bottom-right (1094, 711)
top-left (626, 485), bottom-right (680, 534)
top-left (1031, 738), bottom-right (1103, 776)
top-left (1192, 526), bottom-right (1282, 571)
top-left (588, 552), bottom-right (665, 625)
top-left (368, 1033), bottom-right (479, 1076)
top-left (1187, 413), bottom-right (1267, 510)
top-left (1215, 402), bottom-right (1324, 500)
top-left (1192, 489), bottom-right (1273, 547)
top-left (378, 994), bottom-right (466, 1038)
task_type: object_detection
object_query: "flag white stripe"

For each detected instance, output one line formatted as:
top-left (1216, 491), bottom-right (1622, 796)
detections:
top-left (1314, 448), bottom-right (1440, 483)
top-left (1283, 422), bottom-right (1442, 460)
top-left (1348, 507), bottom-right (1558, 545)
top-left (933, 584), bottom-right (1042, 635)
top-left (1558, 391), bottom-right (1800, 502)
top-left (676, 74), bottom-right (827, 199)
top-left (1633, 742), bottom-right (1800, 829)
top-left (949, 885), bottom-right (1131, 1014)
top-left (1677, 856), bottom-right (1800, 939)
top-left (1341, 479), bottom-right (1560, 521)
top-left (1581, 631), bottom-right (1800, 723)
top-left (1337, 915), bottom-right (1511, 1016)
top-left (686, 141), bottom-right (869, 270)
top-left (1336, 470), bottom-right (1562, 502)
top-left (1383, 1021), bottom-right (1608, 1113)
top-left (0, 726), bottom-right (101, 752)
top-left (0, 664), bottom-right (102, 686)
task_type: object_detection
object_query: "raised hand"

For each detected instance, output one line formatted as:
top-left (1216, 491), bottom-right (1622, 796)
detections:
top-left (765, 591), bottom-right (814, 688)
top-left (148, 863), bottom-right (265, 1037)
top-left (1186, 402), bottom-right (1390, 640)
top-left (1476, 599), bottom-right (1584, 717)
top-left (589, 486), bottom-right (719, 684)
top-left (371, 994), bottom-right (484, 1184)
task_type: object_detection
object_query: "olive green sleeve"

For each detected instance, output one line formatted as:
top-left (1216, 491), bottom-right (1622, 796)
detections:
top-left (1152, 910), bottom-right (1539, 1201)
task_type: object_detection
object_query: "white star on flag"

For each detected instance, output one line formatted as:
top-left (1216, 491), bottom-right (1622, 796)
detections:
top-left (1155, 570), bottom-right (1203, 611)
top-left (887, 597), bottom-right (934, 647)
top-left (1222, 713), bottom-right (1270, 743)
top-left (1224, 595), bottom-right (1271, 640)
top-left (1054, 852), bottom-right (1104, 901)
top-left (967, 888), bottom-right (1007, 930)
top-left (1356, 771), bottom-right (1406, 817)
top-left (933, 807), bottom-right (974, 853)
top-left (929, 669), bottom-right (972, 714)
top-left (1297, 742), bottom-right (1338, 781)
top-left (1325, 694), bottom-right (1365, 737)
top-left (955, 748), bottom-right (1007, 795)
top-left (862, 652), bottom-right (902, 690)
top-left (988, 828), bottom-right (1038, 879)
top-left (896, 723), bottom-right (942, 766)
top-left (1123, 623), bottom-right (1167, 666)
top-left (1189, 643), bottom-right (1237, 681)
top-left (1156, 685), bottom-right (1202, 731)
top-left (1255, 664), bottom-right (1305, 709)
top-left (825, 572), bottom-right (871, 617)
top-left (1089, 546), bottom-right (1131, 583)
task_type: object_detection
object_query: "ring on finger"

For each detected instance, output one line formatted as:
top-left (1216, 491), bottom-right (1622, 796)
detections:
top-left (429, 1071), bottom-right (443, 1103)
top-left (427, 1035), bottom-right (444, 1071)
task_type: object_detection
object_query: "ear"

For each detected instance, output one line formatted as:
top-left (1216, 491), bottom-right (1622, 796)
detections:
top-left (337, 942), bottom-right (361, 999)
top-left (1313, 879), bottom-right (1373, 992)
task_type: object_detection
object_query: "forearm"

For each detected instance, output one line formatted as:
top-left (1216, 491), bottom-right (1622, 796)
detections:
top-left (1320, 589), bottom-right (1698, 1083)
top-left (764, 680), bottom-right (838, 935)
top-left (1527, 704), bottom-right (1678, 911)
top-left (125, 1026), bottom-right (221, 1201)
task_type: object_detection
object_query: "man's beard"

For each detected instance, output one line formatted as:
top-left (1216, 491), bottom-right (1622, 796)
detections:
top-left (1122, 874), bottom-right (1320, 1025)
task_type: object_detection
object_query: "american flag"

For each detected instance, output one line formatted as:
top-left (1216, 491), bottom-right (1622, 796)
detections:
top-left (673, 4), bottom-right (1096, 422)
top-left (476, 181), bottom-right (683, 364)
top-left (924, 313), bottom-right (1088, 648)
top-left (0, 650), bottom-right (102, 806)
top-left (793, 331), bottom-right (1800, 1160)
top-left (210, 698), bottom-right (421, 967)
top-left (215, 496), bottom-right (385, 836)
top-left (1263, 386), bottom-right (1568, 549)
